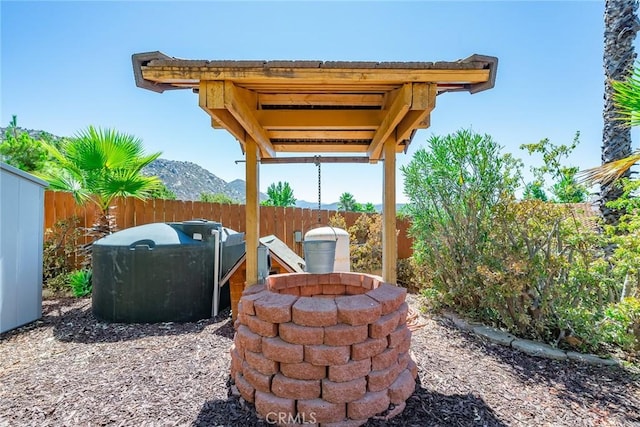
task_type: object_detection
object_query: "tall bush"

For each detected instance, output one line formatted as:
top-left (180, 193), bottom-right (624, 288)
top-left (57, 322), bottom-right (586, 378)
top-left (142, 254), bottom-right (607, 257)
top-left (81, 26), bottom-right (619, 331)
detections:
top-left (401, 129), bottom-right (520, 308)
top-left (402, 129), bottom-right (635, 354)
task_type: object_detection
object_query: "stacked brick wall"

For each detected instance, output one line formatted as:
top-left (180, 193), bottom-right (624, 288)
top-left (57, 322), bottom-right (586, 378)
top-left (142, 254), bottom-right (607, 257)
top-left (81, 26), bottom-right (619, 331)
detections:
top-left (230, 272), bottom-right (417, 426)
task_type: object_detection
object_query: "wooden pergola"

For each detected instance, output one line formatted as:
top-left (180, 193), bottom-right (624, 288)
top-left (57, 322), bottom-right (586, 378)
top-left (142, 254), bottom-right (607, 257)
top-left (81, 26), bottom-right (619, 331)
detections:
top-left (132, 51), bottom-right (498, 295)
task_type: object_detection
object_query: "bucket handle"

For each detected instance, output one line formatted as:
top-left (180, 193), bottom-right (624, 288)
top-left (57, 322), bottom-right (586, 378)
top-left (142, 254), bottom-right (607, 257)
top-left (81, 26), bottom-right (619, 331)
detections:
top-left (305, 224), bottom-right (338, 241)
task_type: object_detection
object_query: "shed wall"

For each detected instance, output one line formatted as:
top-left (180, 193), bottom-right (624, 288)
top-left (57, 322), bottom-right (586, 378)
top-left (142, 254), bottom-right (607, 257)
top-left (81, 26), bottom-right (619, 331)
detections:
top-left (1, 163), bottom-right (47, 333)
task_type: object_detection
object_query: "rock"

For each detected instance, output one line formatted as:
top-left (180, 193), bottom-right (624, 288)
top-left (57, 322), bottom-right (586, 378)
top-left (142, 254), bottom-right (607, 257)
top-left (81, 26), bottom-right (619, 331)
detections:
top-left (472, 325), bottom-right (517, 346)
top-left (511, 339), bottom-right (567, 361)
top-left (566, 351), bottom-right (620, 366)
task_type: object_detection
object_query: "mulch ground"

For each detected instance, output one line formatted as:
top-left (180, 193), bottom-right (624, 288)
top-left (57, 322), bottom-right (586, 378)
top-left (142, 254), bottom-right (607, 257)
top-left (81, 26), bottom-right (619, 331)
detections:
top-left (1, 296), bottom-right (639, 427)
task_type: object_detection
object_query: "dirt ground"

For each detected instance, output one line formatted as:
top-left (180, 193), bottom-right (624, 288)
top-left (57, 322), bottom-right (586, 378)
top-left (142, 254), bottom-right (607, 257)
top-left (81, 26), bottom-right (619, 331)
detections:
top-left (1, 296), bottom-right (638, 426)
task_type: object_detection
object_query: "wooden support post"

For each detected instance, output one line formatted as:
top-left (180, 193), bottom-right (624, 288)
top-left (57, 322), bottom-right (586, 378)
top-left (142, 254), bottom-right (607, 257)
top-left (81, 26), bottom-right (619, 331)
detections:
top-left (245, 137), bottom-right (260, 288)
top-left (382, 134), bottom-right (397, 284)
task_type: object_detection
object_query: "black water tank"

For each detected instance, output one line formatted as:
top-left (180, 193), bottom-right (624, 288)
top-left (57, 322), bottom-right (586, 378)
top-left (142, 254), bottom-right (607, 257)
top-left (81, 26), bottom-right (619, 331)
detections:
top-left (92, 222), bottom-right (217, 323)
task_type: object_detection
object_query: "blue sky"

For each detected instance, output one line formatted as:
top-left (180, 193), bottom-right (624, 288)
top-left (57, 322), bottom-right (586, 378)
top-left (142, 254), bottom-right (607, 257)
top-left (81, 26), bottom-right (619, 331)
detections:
top-left (1, 1), bottom-right (627, 204)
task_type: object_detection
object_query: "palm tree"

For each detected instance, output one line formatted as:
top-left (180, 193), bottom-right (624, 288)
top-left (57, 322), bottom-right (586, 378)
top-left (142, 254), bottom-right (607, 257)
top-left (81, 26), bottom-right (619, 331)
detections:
top-left (338, 192), bottom-right (358, 211)
top-left (599, 0), bottom-right (639, 224)
top-left (262, 181), bottom-right (296, 207)
top-left (39, 126), bottom-right (162, 237)
top-left (580, 62), bottom-right (640, 185)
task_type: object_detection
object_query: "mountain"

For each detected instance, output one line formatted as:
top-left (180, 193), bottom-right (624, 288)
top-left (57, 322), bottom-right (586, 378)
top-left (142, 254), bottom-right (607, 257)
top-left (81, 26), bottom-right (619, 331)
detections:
top-left (142, 158), bottom-right (268, 202)
top-left (227, 179), bottom-right (269, 202)
top-left (295, 200), bottom-right (340, 211)
top-left (2, 126), bottom-right (405, 208)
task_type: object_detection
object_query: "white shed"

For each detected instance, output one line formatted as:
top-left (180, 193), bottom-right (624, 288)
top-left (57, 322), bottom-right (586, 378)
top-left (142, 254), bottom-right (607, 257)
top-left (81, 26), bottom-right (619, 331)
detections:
top-left (1, 162), bottom-right (48, 333)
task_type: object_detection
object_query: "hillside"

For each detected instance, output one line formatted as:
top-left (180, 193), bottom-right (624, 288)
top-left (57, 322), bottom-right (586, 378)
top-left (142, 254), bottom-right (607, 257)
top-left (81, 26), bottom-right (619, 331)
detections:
top-left (141, 158), bottom-right (261, 202)
top-left (1, 126), bottom-right (400, 209)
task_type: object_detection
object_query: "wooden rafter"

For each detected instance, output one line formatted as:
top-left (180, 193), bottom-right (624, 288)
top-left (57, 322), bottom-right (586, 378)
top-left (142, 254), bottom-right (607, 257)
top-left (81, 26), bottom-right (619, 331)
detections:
top-left (257, 110), bottom-right (382, 130)
top-left (224, 82), bottom-right (275, 158)
top-left (368, 84), bottom-right (412, 159)
top-left (258, 93), bottom-right (384, 107)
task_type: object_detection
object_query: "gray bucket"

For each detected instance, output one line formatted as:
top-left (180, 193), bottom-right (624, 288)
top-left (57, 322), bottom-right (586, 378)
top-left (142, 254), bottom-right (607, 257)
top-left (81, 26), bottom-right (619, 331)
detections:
top-left (303, 239), bottom-right (337, 273)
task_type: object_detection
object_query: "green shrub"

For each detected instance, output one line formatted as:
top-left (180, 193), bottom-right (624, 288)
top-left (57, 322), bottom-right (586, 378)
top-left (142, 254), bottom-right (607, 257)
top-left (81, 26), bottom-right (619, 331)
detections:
top-left (600, 297), bottom-right (640, 351)
top-left (401, 128), bottom-right (634, 354)
top-left (68, 269), bottom-right (92, 297)
top-left (43, 217), bottom-right (82, 294)
top-left (485, 198), bottom-right (614, 348)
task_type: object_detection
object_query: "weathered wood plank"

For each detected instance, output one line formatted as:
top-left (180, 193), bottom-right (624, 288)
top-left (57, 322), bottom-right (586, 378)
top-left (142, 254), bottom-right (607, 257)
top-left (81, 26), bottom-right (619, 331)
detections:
top-left (368, 84), bottom-right (411, 159)
top-left (225, 82), bottom-right (275, 158)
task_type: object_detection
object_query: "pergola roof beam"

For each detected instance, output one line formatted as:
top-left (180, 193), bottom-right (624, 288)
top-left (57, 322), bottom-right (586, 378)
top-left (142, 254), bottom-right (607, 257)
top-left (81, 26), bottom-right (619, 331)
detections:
top-left (368, 84), bottom-right (412, 159)
top-left (260, 156), bottom-right (370, 164)
top-left (224, 82), bottom-right (275, 158)
top-left (259, 93), bottom-right (384, 107)
top-left (256, 110), bottom-right (382, 130)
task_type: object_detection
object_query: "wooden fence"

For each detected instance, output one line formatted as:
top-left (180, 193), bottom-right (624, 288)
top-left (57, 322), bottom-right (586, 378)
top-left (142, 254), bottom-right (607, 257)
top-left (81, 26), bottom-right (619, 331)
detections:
top-left (44, 191), bottom-right (414, 259)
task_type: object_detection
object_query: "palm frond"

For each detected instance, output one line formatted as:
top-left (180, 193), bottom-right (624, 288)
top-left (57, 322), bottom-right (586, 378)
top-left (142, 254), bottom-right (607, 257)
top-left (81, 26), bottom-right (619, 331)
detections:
top-left (612, 66), bottom-right (640, 127)
top-left (37, 168), bottom-right (91, 205)
top-left (98, 170), bottom-right (162, 209)
top-left (577, 151), bottom-right (640, 185)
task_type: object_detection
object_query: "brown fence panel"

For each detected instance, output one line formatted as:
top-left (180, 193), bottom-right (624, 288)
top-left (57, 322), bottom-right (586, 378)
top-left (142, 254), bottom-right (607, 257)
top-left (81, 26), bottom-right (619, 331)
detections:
top-left (273, 206), bottom-right (285, 245)
top-left (165, 200), bottom-right (179, 223)
top-left (236, 204), bottom-right (246, 234)
top-left (144, 200), bottom-right (156, 224)
top-left (219, 202), bottom-right (232, 229)
top-left (174, 200), bottom-right (190, 222)
top-left (43, 191), bottom-right (415, 260)
top-left (397, 217), bottom-right (413, 259)
top-left (154, 199), bottom-right (166, 223)
top-left (133, 199), bottom-right (146, 225)
top-left (44, 191), bottom-right (56, 231)
top-left (291, 207), bottom-right (303, 252)
top-left (261, 206), bottom-right (274, 237)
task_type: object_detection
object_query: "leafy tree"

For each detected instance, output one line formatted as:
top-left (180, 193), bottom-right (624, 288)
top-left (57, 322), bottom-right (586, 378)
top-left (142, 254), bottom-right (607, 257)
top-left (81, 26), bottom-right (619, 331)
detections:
top-left (337, 192), bottom-right (358, 211)
top-left (150, 182), bottom-right (177, 200)
top-left (200, 192), bottom-right (235, 204)
top-left (261, 181), bottom-right (296, 207)
top-left (522, 182), bottom-right (548, 201)
top-left (0, 115), bottom-right (49, 172)
top-left (520, 133), bottom-right (587, 203)
top-left (39, 126), bottom-right (162, 238)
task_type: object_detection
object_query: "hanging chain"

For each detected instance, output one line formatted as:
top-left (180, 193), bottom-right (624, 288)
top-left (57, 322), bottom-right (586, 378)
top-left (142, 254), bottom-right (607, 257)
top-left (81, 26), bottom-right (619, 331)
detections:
top-left (315, 155), bottom-right (321, 223)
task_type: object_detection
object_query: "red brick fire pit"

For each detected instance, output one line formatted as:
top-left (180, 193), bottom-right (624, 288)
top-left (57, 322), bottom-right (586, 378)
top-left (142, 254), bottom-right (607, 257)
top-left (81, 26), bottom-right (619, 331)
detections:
top-left (230, 272), bottom-right (417, 426)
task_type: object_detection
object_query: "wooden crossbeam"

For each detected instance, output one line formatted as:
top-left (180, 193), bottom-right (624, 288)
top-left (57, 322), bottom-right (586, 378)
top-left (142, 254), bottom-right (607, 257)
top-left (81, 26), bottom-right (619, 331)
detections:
top-left (273, 143), bottom-right (369, 153)
top-left (224, 82), bottom-right (275, 158)
top-left (256, 110), bottom-right (382, 130)
top-left (368, 84), bottom-right (412, 159)
top-left (260, 156), bottom-right (370, 164)
top-left (267, 130), bottom-right (374, 140)
top-left (258, 93), bottom-right (384, 107)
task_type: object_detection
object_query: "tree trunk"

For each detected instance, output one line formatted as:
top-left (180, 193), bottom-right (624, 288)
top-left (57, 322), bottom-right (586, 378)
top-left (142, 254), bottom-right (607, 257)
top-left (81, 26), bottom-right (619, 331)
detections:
top-left (601, 0), bottom-right (639, 225)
